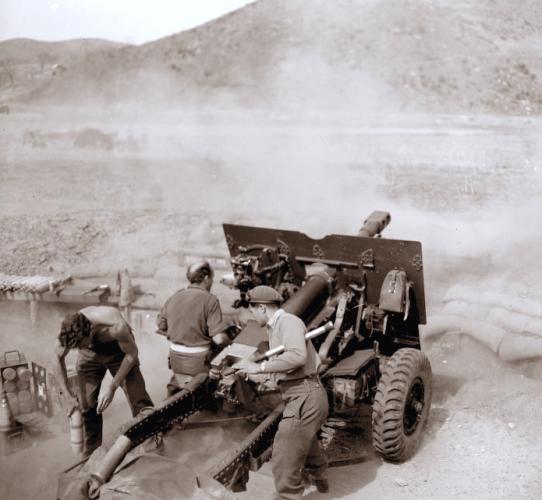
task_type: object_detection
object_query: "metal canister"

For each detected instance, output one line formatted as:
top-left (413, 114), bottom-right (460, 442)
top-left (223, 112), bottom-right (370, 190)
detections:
top-left (6, 392), bottom-right (19, 416)
top-left (16, 378), bottom-right (30, 390)
top-left (3, 380), bottom-right (17, 392)
top-left (2, 367), bottom-right (17, 381)
top-left (16, 366), bottom-right (32, 382)
top-left (0, 389), bottom-right (15, 430)
top-left (90, 435), bottom-right (133, 485)
top-left (17, 389), bottom-right (33, 413)
top-left (69, 408), bottom-right (84, 454)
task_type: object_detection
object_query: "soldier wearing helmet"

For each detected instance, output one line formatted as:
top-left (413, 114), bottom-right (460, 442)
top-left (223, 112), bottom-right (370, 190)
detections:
top-left (233, 285), bottom-right (329, 499)
top-left (157, 260), bottom-right (231, 396)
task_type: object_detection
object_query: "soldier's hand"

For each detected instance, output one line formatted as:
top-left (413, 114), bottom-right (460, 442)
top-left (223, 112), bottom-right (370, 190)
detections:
top-left (232, 359), bottom-right (260, 375)
top-left (65, 394), bottom-right (80, 417)
top-left (209, 367), bottom-right (221, 380)
top-left (87, 474), bottom-right (102, 500)
top-left (96, 383), bottom-right (116, 414)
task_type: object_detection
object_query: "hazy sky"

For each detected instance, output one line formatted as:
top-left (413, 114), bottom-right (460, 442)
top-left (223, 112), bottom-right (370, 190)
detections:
top-left (0, 0), bottom-right (257, 44)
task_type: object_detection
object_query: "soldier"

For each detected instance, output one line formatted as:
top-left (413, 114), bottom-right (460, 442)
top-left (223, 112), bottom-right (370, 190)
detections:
top-left (54, 305), bottom-right (153, 458)
top-left (157, 260), bottom-right (231, 396)
top-left (233, 285), bottom-right (329, 500)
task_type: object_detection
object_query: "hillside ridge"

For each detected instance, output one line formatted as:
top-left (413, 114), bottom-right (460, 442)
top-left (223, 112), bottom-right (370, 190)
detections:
top-left (1, 0), bottom-right (541, 114)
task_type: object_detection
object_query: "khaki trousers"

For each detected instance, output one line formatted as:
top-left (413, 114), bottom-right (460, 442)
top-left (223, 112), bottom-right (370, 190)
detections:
top-left (272, 377), bottom-right (329, 500)
top-left (77, 348), bottom-right (153, 457)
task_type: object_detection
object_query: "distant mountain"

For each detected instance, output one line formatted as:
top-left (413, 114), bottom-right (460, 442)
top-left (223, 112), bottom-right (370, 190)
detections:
top-left (0, 38), bottom-right (127, 63)
top-left (0, 38), bottom-right (128, 103)
top-left (1, 0), bottom-right (541, 114)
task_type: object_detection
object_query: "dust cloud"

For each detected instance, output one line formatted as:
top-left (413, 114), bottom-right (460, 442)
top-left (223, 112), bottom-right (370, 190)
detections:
top-left (2, 78), bottom-right (542, 494)
top-left (2, 4), bottom-right (542, 497)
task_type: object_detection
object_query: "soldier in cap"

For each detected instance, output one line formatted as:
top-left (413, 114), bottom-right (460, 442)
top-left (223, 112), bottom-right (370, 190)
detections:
top-left (54, 306), bottom-right (153, 458)
top-left (233, 285), bottom-right (329, 499)
top-left (157, 260), bottom-right (232, 396)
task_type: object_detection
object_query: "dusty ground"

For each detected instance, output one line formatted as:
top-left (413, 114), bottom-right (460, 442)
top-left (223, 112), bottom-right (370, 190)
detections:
top-left (2, 332), bottom-right (541, 500)
top-left (1, 108), bottom-right (542, 500)
top-left (238, 338), bottom-right (542, 500)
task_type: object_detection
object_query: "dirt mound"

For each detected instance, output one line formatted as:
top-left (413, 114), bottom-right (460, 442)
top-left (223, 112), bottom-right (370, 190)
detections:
top-left (0, 210), bottom-right (226, 277)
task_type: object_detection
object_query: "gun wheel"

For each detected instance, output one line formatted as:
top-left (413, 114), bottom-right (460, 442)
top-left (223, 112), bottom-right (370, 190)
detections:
top-left (372, 348), bottom-right (432, 462)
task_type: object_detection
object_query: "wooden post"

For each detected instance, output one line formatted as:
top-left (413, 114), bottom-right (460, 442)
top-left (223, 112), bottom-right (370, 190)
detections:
top-left (117, 269), bottom-right (133, 324)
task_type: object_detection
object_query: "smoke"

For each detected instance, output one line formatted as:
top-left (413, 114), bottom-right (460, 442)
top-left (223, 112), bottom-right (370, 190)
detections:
top-left (2, 4), bottom-right (542, 497)
top-left (2, 114), bottom-right (542, 500)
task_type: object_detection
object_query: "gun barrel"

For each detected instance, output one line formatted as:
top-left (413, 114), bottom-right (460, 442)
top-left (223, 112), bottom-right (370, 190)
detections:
top-left (357, 211), bottom-right (391, 237)
top-left (283, 270), bottom-right (335, 323)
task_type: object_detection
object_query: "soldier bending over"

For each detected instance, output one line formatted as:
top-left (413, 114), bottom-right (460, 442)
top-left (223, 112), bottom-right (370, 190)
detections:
top-left (54, 305), bottom-right (153, 457)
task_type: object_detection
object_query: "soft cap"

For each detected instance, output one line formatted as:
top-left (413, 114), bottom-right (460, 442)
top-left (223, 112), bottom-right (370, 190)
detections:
top-left (247, 285), bottom-right (283, 304)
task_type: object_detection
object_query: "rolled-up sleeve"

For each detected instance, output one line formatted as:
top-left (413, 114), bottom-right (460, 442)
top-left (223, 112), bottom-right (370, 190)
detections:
top-left (156, 302), bottom-right (169, 334)
top-left (264, 315), bottom-right (307, 373)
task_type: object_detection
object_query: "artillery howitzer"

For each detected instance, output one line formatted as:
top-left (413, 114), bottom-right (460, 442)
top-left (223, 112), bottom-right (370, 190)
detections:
top-left (58, 211), bottom-right (431, 498)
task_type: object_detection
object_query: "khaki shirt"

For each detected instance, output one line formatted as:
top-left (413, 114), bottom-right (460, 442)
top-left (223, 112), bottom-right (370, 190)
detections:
top-left (157, 283), bottom-right (223, 347)
top-left (263, 309), bottom-right (321, 383)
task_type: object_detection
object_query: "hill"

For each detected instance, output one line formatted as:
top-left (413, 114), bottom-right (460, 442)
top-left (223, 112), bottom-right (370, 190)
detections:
top-left (1, 0), bottom-right (541, 114)
top-left (0, 38), bottom-right (127, 102)
top-left (0, 37), bottom-right (127, 63)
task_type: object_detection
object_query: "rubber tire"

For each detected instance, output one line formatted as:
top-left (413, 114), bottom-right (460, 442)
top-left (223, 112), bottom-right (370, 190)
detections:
top-left (372, 348), bottom-right (432, 462)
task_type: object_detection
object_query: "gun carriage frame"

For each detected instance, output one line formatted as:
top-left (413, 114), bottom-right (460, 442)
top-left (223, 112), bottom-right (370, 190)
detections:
top-left (58, 211), bottom-right (432, 497)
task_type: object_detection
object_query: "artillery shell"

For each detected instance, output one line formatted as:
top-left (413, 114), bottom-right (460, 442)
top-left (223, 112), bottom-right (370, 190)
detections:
top-left (2, 367), bottom-right (17, 381)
